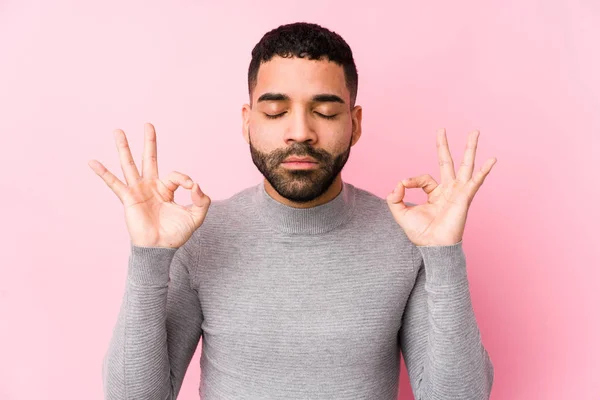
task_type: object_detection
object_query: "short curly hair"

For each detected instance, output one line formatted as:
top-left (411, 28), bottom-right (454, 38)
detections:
top-left (248, 22), bottom-right (358, 107)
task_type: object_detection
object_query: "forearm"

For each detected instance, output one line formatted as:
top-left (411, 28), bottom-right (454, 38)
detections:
top-left (102, 245), bottom-right (178, 400)
top-left (415, 242), bottom-right (494, 399)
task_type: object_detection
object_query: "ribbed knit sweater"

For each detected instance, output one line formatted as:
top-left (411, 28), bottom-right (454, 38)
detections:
top-left (102, 179), bottom-right (494, 399)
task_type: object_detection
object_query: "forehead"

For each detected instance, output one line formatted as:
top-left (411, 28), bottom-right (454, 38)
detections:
top-left (253, 56), bottom-right (349, 104)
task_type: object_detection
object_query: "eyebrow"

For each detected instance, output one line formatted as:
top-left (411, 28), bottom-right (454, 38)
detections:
top-left (257, 92), bottom-right (345, 104)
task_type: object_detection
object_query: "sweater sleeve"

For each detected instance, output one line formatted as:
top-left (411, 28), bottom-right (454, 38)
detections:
top-left (398, 240), bottom-right (494, 399)
top-left (102, 242), bottom-right (204, 400)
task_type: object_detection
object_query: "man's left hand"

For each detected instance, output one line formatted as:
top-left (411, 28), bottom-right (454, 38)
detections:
top-left (386, 128), bottom-right (497, 247)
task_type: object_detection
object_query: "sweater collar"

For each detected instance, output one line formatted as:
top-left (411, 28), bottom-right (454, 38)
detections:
top-left (254, 179), bottom-right (356, 235)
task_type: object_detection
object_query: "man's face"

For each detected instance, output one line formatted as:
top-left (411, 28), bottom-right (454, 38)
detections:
top-left (242, 56), bottom-right (362, 203)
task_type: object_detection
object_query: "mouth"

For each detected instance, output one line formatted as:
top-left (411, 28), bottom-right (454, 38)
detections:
top-left (281, 157), bottom-right (319, 169)
top-left (282, 156), bottom-right (318, 163)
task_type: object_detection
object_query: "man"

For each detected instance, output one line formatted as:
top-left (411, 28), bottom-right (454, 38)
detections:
top-left (90, 22), bottom-right (495, 399)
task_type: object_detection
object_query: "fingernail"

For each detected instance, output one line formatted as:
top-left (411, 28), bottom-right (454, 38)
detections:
top-left (393, 187), bottom-right (399, 194)
top-left (186, 180), bottom-right (193, 186)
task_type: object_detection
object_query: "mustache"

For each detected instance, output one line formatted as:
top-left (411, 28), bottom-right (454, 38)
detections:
top-left (272, 143), bottom-right (329, 164)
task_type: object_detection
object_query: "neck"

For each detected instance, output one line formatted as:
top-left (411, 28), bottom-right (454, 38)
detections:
top-left (255, 176), bottom-right (356, 235)
top-left (263, 174), bottom-right (343, 209)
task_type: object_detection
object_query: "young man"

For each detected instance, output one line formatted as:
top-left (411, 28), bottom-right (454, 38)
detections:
top-left (91, 22), bottom-right (496, 400)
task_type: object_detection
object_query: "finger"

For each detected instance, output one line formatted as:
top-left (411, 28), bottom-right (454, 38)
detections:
top-left (160, 171), bottom-right (194, 193)
top-left (437, 128), bottom-right (456, 183)
top-left (402, 174), bottom-right (438, 194)
top-left (187, 182), bottom-right (211, 224)
top-left (386, 181), bottom-right (408, 212)
top-left (190, 182), bottom-right (206, 202)
top-left (88, 159), bottom-right (127, 202)
top-left (467, 157), bottom-right (497, 196)
top-left (457, 130), bottom-right (479, 182)
top-left (142, 122), bottom-right (159, 180)
top-left (114, 129), bottom-right (141, 185)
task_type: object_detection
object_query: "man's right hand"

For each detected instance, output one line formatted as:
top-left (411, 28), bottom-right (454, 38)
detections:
top-left (88, 122), bottom-right (211, 249)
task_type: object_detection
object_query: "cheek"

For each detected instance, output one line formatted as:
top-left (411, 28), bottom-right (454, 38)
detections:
top-left (320, 121), bottom-right (353, 151)
top-left (248, 121), bottom-right (279, 150)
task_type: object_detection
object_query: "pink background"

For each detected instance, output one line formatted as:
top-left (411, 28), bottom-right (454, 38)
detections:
top-left (1, 1), bottom-right (598, 399)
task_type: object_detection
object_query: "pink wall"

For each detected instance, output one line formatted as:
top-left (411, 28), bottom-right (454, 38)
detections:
top-left (1, 1), bottom-right (598, 399)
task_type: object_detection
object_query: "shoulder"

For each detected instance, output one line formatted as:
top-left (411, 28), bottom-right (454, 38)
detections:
top-left (206, 184), bottom-right (258, 216)
top-left (180, 183), bottom-right (260, 251)
top-left (349, 183), bottom-right (417, 222)
top-left (345, 182), bottom-right (417, 240)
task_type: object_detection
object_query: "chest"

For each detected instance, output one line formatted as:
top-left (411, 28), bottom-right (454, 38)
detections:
top-left (194, 236), bottom-right (417, 368)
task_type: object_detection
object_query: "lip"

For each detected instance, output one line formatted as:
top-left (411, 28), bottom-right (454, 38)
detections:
top-left (281, 161), bottom-right (319, 169)
top-left (281, 157), bottom-right (319, 169)
top-left (282, 157), bottom-right (317, 163)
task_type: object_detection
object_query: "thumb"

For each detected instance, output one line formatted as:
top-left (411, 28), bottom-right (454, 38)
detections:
top-left (386, 182), bottom-right (408, 213)
top-left (187, 183), bottom-right (211, 225)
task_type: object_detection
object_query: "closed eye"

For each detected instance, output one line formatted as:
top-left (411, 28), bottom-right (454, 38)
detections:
top-left (315, 112), bottom-right (338, 120)
top-left (264, 112), bottom-right (286, 119)
top-left (264, 111), bottom-right (338, 120)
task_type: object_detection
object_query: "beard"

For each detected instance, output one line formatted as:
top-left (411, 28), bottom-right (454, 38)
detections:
top-left (249, 134), bottom-right (351, 204)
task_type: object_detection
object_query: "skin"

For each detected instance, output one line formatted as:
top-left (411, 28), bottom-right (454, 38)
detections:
top-left (88, 123), bottom-right (211, 248)
top-left (89, 55), bottom-right (496, 249)
top-left (243, 55), bottom-right (497, 246)
top-left (386, 128), bottom-right (497, 246)
top-left (242, 56), bottom-right (363, 209)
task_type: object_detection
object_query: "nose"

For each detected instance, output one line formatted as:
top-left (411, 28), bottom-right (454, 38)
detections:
top-left (283, 109), bottom-right (317, 145)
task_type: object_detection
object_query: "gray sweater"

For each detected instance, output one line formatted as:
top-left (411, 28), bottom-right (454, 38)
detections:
top-left (102, 180), bottom-right (494, 399)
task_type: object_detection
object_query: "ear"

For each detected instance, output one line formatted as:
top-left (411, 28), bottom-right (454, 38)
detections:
top-left (350, 105), bottom-right (362, 146)
top-left (241, 103), bottom-right (251, 144)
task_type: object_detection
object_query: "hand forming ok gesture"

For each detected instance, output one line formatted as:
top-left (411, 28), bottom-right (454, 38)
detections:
top-left (88, 123), bottom-right (211, 249)
top-left (386, 129), bottom-right (497, 247)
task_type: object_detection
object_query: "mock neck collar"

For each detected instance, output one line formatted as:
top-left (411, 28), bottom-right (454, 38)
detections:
top-left (254, 179), bottom-right (356, 235)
